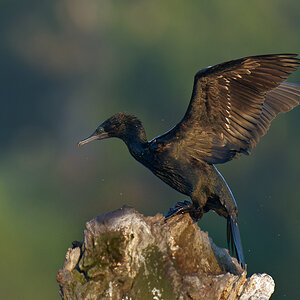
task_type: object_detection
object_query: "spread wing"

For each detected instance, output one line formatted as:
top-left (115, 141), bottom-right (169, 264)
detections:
top-left (165, 54), bottom-right (300, 164)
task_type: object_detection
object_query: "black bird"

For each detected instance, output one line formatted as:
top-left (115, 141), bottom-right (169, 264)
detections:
top-left (78, 54), bottom-right (300, 268)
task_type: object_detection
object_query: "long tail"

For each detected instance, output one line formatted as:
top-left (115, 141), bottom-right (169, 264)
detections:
top-left (227, 216), bottom-right (245, 269)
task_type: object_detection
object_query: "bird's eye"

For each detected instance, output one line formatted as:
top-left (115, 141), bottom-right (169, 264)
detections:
top-left (97, 127), bottom-right (103, 133)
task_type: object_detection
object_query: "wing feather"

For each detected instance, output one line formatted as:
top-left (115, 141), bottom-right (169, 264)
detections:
top-left (164, 54), bottom-right (300, 163)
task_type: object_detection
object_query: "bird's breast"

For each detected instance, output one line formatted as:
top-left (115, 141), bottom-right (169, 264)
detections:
top-left (142, 150), bottom-right (199, 196)
top-left (130, 143), bottom-right (211, 197)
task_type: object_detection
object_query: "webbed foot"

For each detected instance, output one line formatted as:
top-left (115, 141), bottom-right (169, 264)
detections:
top-left (164, 200), bottom-right (203, 222)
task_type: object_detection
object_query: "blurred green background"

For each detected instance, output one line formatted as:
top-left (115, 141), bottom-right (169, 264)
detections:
top-left (0, 0), bottom-right (299, 299)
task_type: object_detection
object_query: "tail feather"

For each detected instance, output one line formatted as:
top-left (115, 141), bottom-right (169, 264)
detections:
top-left (227, 216), bottom-right (245, 269)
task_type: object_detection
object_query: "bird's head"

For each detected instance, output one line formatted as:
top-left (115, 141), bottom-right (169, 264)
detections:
top-left (77, 112), bottom-right (146, 147)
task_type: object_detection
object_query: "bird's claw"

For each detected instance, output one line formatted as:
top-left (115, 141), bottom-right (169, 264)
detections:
top-left (164, 200), bottom-right (196, 221)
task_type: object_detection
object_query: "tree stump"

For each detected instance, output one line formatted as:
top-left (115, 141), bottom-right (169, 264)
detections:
top-left (57, 206), bottom-right (274, 300)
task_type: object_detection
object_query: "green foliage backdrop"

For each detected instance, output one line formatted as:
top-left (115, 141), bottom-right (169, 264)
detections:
top-left (0, 1), bottom-right (299, 299)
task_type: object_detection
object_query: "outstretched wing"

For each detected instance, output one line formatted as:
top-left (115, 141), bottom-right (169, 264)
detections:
top-left (168, 54), bottom-right (300, 164)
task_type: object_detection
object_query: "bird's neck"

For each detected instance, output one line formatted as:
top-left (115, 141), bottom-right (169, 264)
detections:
top-left (121, 125), bottom-right (148, 158)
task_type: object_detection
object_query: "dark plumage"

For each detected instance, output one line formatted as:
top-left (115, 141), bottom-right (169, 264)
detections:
top-left (78, 54), bottom-right (300, 268)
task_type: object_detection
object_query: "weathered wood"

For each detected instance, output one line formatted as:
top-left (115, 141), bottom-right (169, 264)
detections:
top-left (57, 206), bottom-right (274, 300)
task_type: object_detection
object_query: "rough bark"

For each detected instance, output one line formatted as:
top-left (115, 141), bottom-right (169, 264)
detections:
top-left (57, 206), bottom-right (274, 300)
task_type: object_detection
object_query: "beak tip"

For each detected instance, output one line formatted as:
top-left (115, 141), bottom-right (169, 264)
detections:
top-left (77, 133), bottom-right (100, 148)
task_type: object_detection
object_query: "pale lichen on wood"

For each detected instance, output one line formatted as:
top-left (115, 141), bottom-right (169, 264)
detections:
top-left (57, 206), bottom-right (274, 300)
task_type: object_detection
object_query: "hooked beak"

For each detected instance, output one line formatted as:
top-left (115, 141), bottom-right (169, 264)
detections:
top-left (77, 131), bottom-right (109, 147)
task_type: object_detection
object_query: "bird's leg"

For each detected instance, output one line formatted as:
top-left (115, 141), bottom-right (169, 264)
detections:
top-left (164, 200), bottom-right (203, 222)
